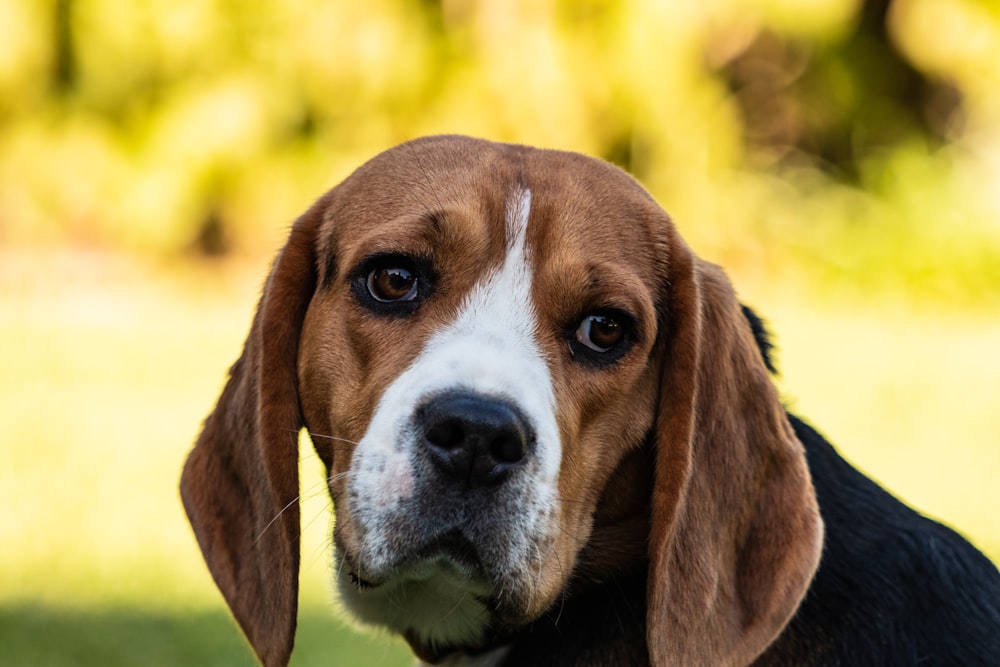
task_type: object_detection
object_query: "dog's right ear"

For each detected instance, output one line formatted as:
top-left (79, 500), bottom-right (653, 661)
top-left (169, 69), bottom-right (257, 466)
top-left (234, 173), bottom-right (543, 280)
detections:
top-left (180, 198), bottom-right (328, 667)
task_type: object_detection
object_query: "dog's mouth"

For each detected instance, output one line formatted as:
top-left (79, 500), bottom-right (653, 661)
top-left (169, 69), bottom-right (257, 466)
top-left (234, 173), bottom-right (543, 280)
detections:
top-left (344, 529), bottom-right (489, 593)
top-left (347, 571), bottom-right (378, 590)
top-left (415, 530), bottom-right (485, 570)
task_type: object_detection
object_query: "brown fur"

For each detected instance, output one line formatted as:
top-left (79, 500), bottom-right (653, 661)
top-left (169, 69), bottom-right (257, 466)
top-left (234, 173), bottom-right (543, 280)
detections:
top-left (646, 237), bottom-right (823, 665)
top-left (181, 135), bottom-right (823, 666)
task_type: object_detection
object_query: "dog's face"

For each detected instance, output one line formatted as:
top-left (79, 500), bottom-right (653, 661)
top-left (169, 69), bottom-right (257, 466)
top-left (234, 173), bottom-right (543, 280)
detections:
top-left (181, 135), bottom-right (823, 667)
top-left (297, 138), bottom-right (666, 655)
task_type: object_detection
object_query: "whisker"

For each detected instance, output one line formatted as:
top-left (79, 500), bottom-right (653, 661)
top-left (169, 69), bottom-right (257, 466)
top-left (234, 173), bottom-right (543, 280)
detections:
top-left (301, 430), bottom-right (362, 447)
top-left (335, 545), bottom-right (348, 581)
top-left (300, 478), bottom-right (333, 502)
top-left (304, 501), bottom-right (336, 565)
top-left (529, 542), bottom-right (543, 617)
top-left (255, 495), bottom-right (301, 544)
top-left (442, 589), bottom-right (469, 621)
top-left (328, 470), bottom-right (353, 487)
top-left (552, 545), bottom-right (568, 628)
top-left (255, 477), bottom-right (331, 544)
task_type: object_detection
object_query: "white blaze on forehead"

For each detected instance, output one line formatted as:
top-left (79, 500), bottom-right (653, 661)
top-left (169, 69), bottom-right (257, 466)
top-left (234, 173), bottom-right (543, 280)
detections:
top-left (441, 186), bottom-right (542, 379)
top-left (506, 185), bottom-right (532, 250)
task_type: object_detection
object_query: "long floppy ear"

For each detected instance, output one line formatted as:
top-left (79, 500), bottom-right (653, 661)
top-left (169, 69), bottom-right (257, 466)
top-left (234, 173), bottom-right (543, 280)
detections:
top-left (180, 202), bottom-right (326, 667)
top-left (647, 231), bottom-right (824, 666)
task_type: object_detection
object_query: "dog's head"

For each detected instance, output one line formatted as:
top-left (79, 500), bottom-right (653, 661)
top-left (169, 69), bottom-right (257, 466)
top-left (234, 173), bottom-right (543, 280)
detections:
top-left (181, 135), bottom-right (822, 666)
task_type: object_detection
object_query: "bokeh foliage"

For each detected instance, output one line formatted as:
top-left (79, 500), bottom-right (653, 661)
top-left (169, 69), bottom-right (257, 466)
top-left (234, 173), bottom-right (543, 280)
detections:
top-left (2, 0), bottom-right (999, 300)
top-left (2, 2), bottom-right (999, 664)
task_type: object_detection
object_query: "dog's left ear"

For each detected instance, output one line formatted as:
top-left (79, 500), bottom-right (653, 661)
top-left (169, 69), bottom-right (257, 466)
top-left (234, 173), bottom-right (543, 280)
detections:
top-left (180, 200), bottom-right (326, 667)
top-left (647, 231), bottom-right (823, 666)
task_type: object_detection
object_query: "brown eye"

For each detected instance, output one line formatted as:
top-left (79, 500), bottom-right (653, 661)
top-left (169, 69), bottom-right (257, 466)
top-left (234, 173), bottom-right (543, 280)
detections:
top-left (367, 265), bottom-right (418, 302)
top-left (575, 313), bottom-right (624, 352)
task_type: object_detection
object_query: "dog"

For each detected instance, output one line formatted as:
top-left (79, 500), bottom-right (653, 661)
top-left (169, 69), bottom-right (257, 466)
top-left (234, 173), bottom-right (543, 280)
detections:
top-left (181, 135), bottom-right (1000, 666)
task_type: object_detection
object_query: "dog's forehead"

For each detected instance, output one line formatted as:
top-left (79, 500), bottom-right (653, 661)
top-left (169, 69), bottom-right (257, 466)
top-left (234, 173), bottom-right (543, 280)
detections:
top-left (326, 136), bottom-right (668, 257)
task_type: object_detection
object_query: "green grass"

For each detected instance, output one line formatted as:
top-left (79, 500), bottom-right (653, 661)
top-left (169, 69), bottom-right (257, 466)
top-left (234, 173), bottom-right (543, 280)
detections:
top-left (0, 603), bottom-right (410, 667)
top-left (1, 248), bottom-right (997, 665)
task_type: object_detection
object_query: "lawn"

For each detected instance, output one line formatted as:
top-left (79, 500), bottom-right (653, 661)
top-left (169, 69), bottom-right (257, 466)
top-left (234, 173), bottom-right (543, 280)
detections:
top-left (2, 248), bottom-right (997, 665)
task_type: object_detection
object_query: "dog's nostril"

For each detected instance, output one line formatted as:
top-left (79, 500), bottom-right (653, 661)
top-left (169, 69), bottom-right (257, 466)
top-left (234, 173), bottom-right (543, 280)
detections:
top-left (491, 432), bottom-right (526, 464)
top-left (425, 418), bottom-right (465, 451)
top-left (418, 391), bottom-right (533, 486)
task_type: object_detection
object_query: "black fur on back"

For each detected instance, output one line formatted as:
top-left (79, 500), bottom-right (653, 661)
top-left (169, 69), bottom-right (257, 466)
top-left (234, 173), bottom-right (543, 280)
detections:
top-left (740, 304), bottom-right (1000, 666)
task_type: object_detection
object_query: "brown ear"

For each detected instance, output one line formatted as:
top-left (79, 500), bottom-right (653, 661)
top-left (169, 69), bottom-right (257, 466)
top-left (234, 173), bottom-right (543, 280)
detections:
top-left (647, 232), bottom-right (823, 666)
top-left (180, 202), bottom-right (325, 667)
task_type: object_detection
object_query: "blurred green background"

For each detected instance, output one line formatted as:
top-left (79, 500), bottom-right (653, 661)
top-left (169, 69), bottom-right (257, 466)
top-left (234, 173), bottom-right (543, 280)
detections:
top-left (1, 0), bottom-right (998, 664)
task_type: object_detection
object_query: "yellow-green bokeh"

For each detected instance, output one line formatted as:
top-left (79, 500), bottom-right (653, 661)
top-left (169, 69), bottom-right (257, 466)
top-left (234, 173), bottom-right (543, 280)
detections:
top-left (1, 0), bottom-right (998, 664)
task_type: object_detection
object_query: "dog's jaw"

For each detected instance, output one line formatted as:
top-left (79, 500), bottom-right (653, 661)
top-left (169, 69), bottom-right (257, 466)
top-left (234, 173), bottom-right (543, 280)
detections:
top-left (333, 186), bottom-right (566, 655)
top-left (335, 549), bottom-right (496, 658)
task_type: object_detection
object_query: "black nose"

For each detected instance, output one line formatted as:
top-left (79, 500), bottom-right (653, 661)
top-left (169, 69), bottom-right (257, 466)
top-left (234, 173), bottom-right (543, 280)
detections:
top-left (418, 392), bottom-right (533, 486)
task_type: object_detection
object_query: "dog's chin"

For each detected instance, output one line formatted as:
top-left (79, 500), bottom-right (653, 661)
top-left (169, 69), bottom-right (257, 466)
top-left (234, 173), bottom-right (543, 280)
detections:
top-left (336, 545), bottom-right (498, 659)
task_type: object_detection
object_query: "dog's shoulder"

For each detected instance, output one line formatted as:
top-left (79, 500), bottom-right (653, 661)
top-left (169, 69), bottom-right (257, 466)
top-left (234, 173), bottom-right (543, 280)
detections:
top-left (762, 415), bottom-right (1000, 665)
top-left (740, 306), bottom-right (1000, 664)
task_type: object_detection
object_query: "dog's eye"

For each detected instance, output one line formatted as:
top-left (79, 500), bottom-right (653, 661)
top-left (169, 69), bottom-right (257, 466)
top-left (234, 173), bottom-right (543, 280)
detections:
top-left (353, 254), bottom-right (433, 315)
top-left (569, 309), bottom-right (634, 365)
top-left (367, 264), bottom-right (419, 302)
top-left (575, 313), bottom-right (624, 352)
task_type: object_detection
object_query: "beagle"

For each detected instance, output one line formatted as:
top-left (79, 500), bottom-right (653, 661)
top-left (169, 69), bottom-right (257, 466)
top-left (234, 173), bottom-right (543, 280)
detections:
top-left (181, 135), bottom-right (1000, 666)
